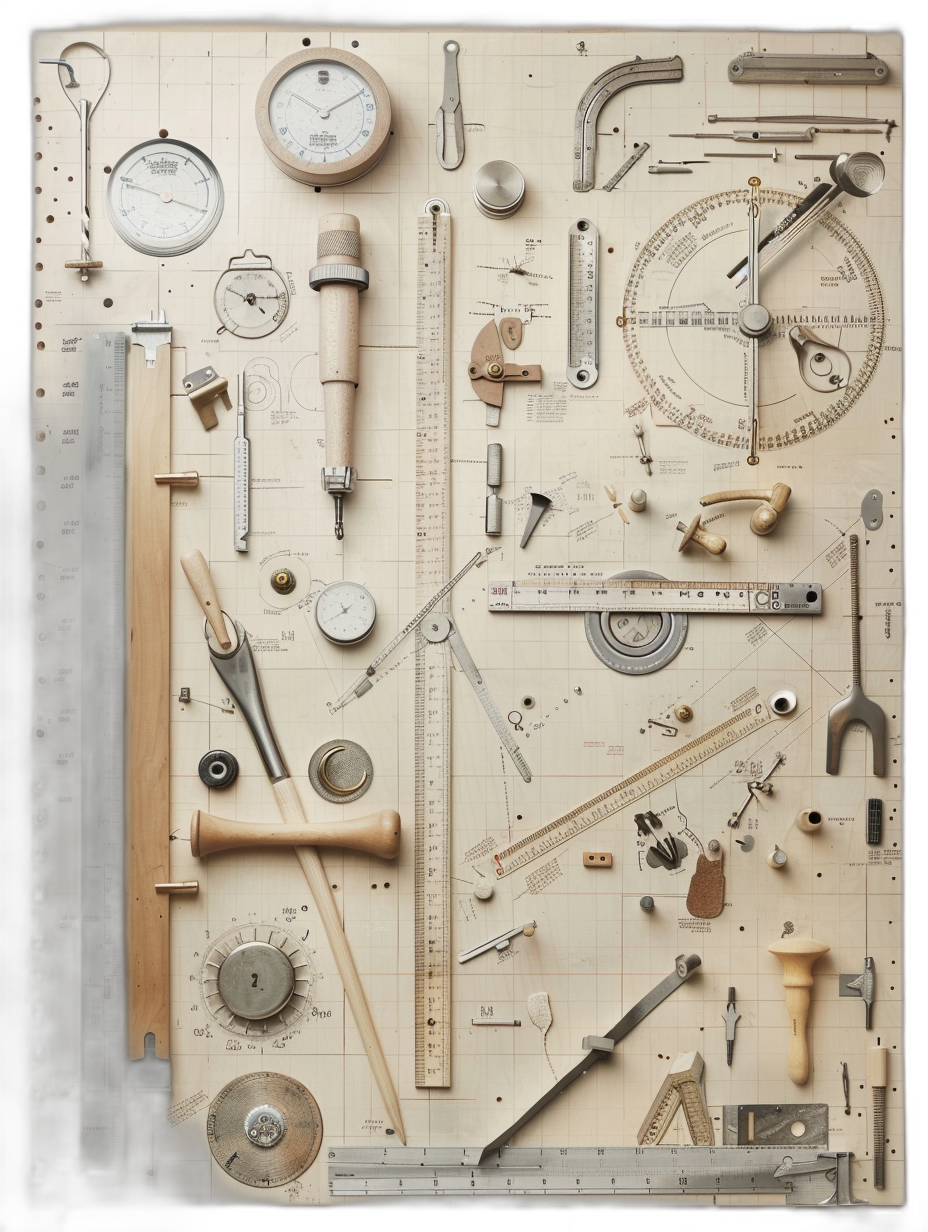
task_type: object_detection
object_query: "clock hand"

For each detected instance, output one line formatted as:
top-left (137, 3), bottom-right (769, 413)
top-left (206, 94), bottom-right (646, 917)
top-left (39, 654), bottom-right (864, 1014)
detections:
top-left (289, 90), bottom-right (327, 117)
top-left (738, 177), bottom-right (771, 466)
top-left (328, 86), bottom-right (365, 111)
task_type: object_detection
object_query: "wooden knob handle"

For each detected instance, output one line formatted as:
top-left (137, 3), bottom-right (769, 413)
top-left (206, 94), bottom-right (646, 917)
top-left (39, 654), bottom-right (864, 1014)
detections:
top-left (698, 483), bottom-right (791, 535)
top-left (677, 515), bottom-right (726, 556)
top-left (767, 936), bottom-right (830, 1084)
top-left (180, 549), bottom-right (232, 648)
top-left (317, 214), bottom-right (361, 470)
top-left (191, 807), bottom-right (401, 860)
top-left (867, 1045), bottom-right (888, 1089)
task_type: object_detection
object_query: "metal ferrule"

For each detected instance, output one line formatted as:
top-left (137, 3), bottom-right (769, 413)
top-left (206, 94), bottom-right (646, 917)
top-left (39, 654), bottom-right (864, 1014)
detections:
top-left (308, 263), bottom-right (370, 292)
top-left (207, 619), bottom-right (288, 781)
top-left (321, 465), bottom-right (356, 494)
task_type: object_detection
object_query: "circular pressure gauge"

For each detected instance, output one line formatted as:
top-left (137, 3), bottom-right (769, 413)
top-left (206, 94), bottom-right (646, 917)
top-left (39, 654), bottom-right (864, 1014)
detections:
top-left (314, 580), bottom-right (377, 645)
top-left (106, 137), bottom-right (224, 256)
top-left (255, 46), bottom-right (392, 187)
top-left (214, 250), bottom-right (290, 338)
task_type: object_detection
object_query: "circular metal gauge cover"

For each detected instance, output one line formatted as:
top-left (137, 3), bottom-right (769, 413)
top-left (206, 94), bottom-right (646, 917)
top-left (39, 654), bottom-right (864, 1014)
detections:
top-left (585, 571), bottom-right (688, 675)
top-left (206, 1072), bottom-right (323, 1187)
top-left (308, 738), bottom-right (374, 803)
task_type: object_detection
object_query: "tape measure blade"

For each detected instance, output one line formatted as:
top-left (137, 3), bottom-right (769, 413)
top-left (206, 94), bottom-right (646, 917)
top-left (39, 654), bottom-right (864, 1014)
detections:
top-left (414, 204), bottom-right (452, 1086)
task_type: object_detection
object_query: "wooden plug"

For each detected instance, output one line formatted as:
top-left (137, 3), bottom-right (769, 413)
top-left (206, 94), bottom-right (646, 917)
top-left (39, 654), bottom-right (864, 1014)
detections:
top-left (699, 483), bottom-right (791, 535)
top-left (191, 808), bottom-right (401, 860)
top-left (767, 936), bottom-right (830, 1084)
top-left (180, 549), bottom-right (233, 649)
top-left (583, 851), bottom-right (613, 867)
top-left (677, 514), bottom-right (726, 556)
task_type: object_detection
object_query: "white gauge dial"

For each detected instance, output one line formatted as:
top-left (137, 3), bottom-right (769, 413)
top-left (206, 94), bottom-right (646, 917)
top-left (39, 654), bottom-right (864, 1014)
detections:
top-left (256, 47), bottom-right (392, 187)
top-left (622, 188), bottom-right (884, 454)
top-left (106, 138), bottom-right (223, 256)
top-left (215, 252), bottom-right (289, 338)
top-left (314, 581), bottom-right (377, 645)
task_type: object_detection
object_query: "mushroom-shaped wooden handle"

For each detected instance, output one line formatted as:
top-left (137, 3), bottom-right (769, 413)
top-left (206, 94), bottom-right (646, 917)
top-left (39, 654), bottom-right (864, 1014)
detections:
top-left (767, 936), bottom-right (830, 1084)
top-left (191, 807), bottom-right (401, 860)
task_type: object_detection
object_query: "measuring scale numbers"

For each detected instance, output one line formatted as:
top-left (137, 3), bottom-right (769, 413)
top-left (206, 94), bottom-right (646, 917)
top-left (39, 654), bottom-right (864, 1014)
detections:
top-left (621, 164), bottom-right (885, 459)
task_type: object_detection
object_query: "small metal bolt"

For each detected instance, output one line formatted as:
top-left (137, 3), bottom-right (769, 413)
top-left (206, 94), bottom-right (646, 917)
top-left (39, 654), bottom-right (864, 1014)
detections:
top-left (487, 362), bottom-right (504, 378)
top-left (708, 839), bottom-right (720, 853)
top-left (674, 704), bottom-right (693, 722)
top-left (640, 896), bottom-right (654, 912)
top-left (271, 567), bottom-right (297, 595)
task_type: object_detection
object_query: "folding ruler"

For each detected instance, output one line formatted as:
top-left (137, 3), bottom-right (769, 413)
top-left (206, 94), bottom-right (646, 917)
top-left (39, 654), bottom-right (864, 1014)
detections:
top-left (32, 332), bottom-right (129, 1172)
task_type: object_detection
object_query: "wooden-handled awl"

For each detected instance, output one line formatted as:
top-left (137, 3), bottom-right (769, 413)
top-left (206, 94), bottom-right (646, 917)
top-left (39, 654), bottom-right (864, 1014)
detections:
top-left (181, 549), bottom-right (406, 1143)
top-left (310, 213), bottom-right (369, 540)
top-left (191, 807), bottom-right (400, 859)
top-left (767, 936), bottom-right (830, 1084)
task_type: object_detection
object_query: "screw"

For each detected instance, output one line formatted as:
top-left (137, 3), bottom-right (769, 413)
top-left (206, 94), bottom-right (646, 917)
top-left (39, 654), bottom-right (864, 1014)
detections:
top-left (487, 362), bottom-right (504, 378)
top-left (675, 704), bottom-right (693, 722)
top-left (271, 567), bottom-right (297, 595)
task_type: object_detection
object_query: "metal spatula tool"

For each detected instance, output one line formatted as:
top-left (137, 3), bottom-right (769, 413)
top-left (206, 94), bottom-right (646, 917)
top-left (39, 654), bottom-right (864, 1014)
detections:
top-left (825, 534), bottom-right (886, 775)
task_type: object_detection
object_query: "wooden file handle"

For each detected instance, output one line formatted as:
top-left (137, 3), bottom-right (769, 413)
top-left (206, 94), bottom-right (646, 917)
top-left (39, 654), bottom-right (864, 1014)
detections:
top-left (192, 808), bottom-right (401, 860)
top-left (318, 212), bottom-right (361, 470)
top-left (767, 936), bottom-right (830, 1084)
top-left (180, 548), bottom-right (232, 648)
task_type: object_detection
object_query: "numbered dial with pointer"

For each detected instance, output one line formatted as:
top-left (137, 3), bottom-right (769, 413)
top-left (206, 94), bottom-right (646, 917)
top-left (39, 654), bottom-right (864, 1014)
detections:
top-left (105, 138), bottom-right (223, 256)
top-left (622, 188), bottom-right (884, 454)
top-left (256, 46), bottom-right (392, 187)
top-left (215, 250), bottom-right (289, 338)
top-left (314, 581), bottom-right (377, 645)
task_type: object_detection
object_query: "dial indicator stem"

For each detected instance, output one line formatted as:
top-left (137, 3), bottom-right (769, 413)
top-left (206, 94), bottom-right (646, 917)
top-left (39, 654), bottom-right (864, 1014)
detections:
top-left (739, 178), bottom-right (770, 466)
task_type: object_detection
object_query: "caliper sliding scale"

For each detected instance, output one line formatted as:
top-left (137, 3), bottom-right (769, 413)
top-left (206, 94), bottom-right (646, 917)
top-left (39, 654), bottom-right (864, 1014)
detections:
top-left (329, 1147), bottom-right (862, 1204)
top-left (489, 578), bottom-right (822, 615)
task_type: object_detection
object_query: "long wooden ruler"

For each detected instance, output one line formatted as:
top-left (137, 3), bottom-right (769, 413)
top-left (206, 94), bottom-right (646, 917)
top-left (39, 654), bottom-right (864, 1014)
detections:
top-left (490, 703), bottom-right (773, 878)
top-left (488, 578), bottom-right (822, 614)
top-left (414, 200), bottom-right (452, 1087)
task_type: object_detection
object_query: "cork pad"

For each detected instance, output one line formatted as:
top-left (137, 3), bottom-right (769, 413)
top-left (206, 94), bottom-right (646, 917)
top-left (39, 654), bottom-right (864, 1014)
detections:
top-left (686, 853), bottom-right (725, 919)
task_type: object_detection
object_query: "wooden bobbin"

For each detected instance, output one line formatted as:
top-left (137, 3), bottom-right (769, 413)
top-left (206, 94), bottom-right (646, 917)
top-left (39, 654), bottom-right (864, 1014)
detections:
top-left (767, 936), bottom-right (830, 1084)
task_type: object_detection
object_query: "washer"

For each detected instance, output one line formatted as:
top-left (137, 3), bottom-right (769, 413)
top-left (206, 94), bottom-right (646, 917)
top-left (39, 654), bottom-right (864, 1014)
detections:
top-left (198, 749), bottom-right (239, 788)
top-left (584, 571), bottom-right (688, 675)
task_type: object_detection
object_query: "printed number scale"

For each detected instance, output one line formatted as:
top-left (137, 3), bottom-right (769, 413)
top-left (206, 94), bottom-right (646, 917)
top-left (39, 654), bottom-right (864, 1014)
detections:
top-left (489, 579), bottom-right (822, 614)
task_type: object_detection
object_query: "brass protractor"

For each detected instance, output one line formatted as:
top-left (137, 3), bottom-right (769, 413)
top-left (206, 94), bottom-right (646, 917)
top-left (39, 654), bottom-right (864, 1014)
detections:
top-left (206, 1072), bottom-right (323, 1188)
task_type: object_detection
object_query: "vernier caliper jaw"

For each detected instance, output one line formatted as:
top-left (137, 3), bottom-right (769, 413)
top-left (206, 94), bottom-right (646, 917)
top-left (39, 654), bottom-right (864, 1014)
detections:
top-left (774, 1152), bottom-right (865, 1206)
top-left (458, 921), bottom-right (536, 964)
top-left (573, 56), bottom-right (684, 191)
top-left (468, 320), bottom-right (541, 427)
top-left (131, 310), bottom-right (172, 367)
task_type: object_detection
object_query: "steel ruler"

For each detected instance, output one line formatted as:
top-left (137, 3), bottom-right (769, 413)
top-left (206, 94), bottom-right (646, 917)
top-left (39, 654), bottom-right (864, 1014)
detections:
top-left (233, 375), bottom-right (249, 552)
top-left (489, 578), bottom-right (822, 615)
top-left (33, 331), bottom-right (128, 1173)
top-left (414, 200), bottom-right (453, 1087)
top-left (490, 703), bottom-right (774, 877)
top-left (567, 218), bottom-right (598, 388)
top-left (329, 1145), bottom-right (838, 1199)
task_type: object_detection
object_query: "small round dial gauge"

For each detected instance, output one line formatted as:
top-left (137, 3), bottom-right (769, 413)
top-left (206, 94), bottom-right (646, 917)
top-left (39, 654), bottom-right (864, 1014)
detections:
top-left (622, 188), bottom-right (884, 455)
top-left (314, 581), bottom-right (377, 645)
top-left (106, 138), bottom-right (224, 256)
top-left (215, 250), bottom-right (290, 338)
top-left (255, 46), bottom-right (392, 187)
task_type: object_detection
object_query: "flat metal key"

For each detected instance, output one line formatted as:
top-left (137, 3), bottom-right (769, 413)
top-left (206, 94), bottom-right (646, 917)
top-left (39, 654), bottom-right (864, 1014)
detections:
top-left (826, 535), bottom-right (886, 775)
top-left (436, 40), bottom-right (464, 169)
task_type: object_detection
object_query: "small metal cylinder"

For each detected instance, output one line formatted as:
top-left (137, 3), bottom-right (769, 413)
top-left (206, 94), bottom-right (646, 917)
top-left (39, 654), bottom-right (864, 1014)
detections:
top-left (474, 161), bottom-right (526, 218)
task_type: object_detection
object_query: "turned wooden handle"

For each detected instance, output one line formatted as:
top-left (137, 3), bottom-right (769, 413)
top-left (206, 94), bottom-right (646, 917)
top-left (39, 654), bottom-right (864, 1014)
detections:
top-left (180, 549), bottom-right (232, 648)
top-left (191, 807), bottom-right (401, 860)
top-left (318, 213), bottom-right (361, 470)
top-left (767, 936), bottom-right (830, 1084)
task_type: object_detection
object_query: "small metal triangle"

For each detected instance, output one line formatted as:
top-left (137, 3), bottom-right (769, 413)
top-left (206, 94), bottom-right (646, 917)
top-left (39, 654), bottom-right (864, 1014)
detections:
top-left (520, 492), bottom-right (552, 548)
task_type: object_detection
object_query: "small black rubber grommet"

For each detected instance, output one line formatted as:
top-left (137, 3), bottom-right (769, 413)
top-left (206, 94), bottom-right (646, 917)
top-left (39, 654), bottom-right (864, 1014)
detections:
top-left (198, 749), bottom-right (239, 788)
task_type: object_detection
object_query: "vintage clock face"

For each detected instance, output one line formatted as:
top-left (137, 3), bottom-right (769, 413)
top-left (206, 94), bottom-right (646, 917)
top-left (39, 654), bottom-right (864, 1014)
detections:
top-left (314, 581), bottom-right (377, 645)
top-left (214, 251), bottom-right (290, 338)
top-left (105, 138), bottom-right (224, 256)
top-left (622, 186), bottom-right (884, 457)
top-left (255, 46), bottom-right (392, 187)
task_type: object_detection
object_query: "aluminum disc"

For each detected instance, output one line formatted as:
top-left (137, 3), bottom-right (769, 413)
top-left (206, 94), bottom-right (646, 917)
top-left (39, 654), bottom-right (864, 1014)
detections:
top-left (308, 738), bottom-right (374, 803)
top-left (584, 571), bottom-right (688, 675)
top-left (206, 1072), bottom-right (323, 1187)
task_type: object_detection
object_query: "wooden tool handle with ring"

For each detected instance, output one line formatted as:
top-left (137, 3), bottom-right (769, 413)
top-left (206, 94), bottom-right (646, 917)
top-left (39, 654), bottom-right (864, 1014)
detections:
top-left (309, 213), bottom-right (369, 540)
top-left (182, 548), bottom-right (406, 1143)
top-left (192, 807), bottom-right (401, 859)
top-left (767, 936), bottom-right (830, 1084)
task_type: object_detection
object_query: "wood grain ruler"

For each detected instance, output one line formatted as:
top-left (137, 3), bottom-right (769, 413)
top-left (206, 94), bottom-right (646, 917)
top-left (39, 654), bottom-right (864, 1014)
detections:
top-left (414, 200), bottom-right (453, 1087)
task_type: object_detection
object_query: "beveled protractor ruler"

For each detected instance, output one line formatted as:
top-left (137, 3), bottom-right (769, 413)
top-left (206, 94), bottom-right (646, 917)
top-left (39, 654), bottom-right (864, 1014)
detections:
top-left (489, 578), bottom-right (823, 614)
top-left (567, 218), bottom-right (599, 388)
top-left (32, 331), bottom-right (128, 1172)
top-left (637, 1050), bottom-right (714, 1145)
top-left (414, 199), bottom-right (453, 1087)
top-left (490, 703), bottom-right (774, 877)
top-left (329, 1144), bottom-right (834, 1198)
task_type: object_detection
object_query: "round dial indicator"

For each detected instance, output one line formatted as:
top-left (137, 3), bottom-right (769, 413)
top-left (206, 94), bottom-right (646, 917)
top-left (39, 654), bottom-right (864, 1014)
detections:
top-left (106, 137), bottom-right (224, 256)
top-left (314, 580), bottom-right (377, 645)
top-left (215, 250), bottom-right (289, 338)
top-left (622, 188), bottom-right (884, 455)
top-left (256, 46), bottom-right (392, 187)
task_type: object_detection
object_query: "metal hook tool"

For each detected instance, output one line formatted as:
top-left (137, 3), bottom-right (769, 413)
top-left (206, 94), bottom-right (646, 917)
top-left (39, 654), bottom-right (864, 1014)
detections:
top-left (40, 43), bottom-right (110, 280)
top-left (826, 535), bottom-right (886, 776)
